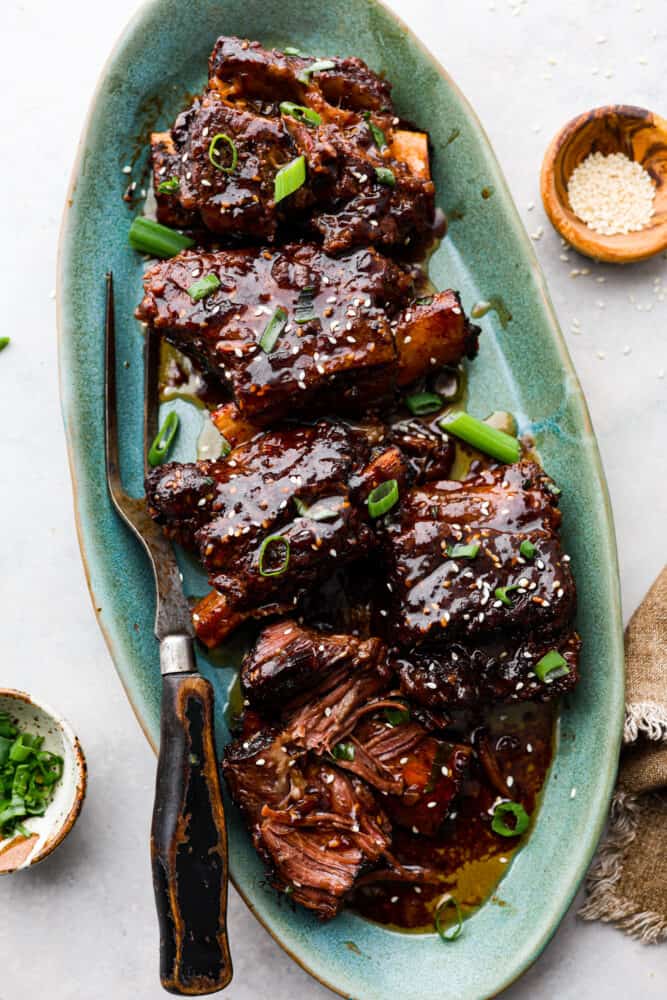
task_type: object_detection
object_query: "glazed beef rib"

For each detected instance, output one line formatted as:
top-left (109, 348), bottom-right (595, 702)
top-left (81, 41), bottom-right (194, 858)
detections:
top-left (377, 461), bottom-right (576, 648)
top-left (136, 243), bottom-right (478, 424)
top-left (152, 35), bottom-right (436, 252)
top-left (145, 421), bottom-right (406, 646)
top-left (222, 728), bottom-right (392, 919)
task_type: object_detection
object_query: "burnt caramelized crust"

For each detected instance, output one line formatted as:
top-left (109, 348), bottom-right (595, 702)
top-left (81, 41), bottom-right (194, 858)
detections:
top-left (151, 36), bottom-right (436, 252)
top-left (377, 461), bottom-right (576, 648)
top-left (136, 244), bottom-right (478, 424)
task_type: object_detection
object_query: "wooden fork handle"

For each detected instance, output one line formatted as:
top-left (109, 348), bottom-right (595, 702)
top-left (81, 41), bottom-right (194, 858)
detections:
top-left (151, 668), bottom-right (233, 995)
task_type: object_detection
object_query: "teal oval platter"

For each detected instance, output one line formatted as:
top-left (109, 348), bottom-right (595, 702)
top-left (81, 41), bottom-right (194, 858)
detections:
top-left (57, 2), bottom-right (624, 998)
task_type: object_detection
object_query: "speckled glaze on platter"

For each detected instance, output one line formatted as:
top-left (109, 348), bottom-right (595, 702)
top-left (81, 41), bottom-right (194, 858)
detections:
top-left (57, 1), bottom-right (624, 997)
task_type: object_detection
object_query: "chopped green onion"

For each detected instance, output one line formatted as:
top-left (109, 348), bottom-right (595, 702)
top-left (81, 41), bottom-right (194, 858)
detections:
top-left (332, 742), bottom-right (355, 762)
top-left (0, 716), bottom-right (64, 840)
top-left (363, 111), bottom-right (386, 149)
top-left (279, 101), bottom-right (322, 127)
top-left (495, 584), bottom-right (519, 607)
top-left (208, 133), bottom-right (238, 174)
top-left (0, 713), bottom-right (17, 739)
top-left (297, 59), bottom-right (336, 85)
top-left (295, 285), bottom-right (317, 324)
top-left (284, 46), bottom-right (302, 56)
top-left (219, 435), bottom-right (232, 458)
top-left (446, 542), bottom-right (480, 559)
top-left (405, 391), bottom-right (442, 416)
top-left (259, 306), bottom-right (288, 352)
top-left (546, 481), bottom-right (562, 497)
top-left (375, 167), bottom-right (396, 187)
top-left (491, 801), bottom-right (530, 837)
top-left (438, 411), bottom-right (520, 464)
top-left (293, 496), bottom-right (341, 521)
top-left (384, 706), bottom-right (410, 727)
top-left (148, 411), bottom-right (179, 467)
top-left (187, 273), bottom-right (221, 302)
top-left (0, 337), bottom-right (9, 352)
top-left (128, 217), bottom-right (194, 259)
top-left (157, 176), bottom-right (180, 194)
top-left (535, 650), bottom-right (570, 683)
top-left (258, 534), bottom-right (291, 577)
top-left (435, 896), bottom-right (464, 942)
top-left (367, 479), bottom-right (399, 518)
top-left (520, 539), bottom-right (536, 560)
top-left (274, 155), bottom-right (307, 203)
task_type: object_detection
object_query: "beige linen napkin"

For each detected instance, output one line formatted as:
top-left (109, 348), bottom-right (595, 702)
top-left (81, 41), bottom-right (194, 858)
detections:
top-left (579, 566), bottom-right (667, 943)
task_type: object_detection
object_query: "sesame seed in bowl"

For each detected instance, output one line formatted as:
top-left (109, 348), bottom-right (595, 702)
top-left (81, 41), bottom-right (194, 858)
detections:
top-left (540, 105), bottom-right (667, 263)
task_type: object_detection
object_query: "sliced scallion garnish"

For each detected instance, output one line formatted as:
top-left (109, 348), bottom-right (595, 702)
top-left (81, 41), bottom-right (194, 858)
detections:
top-left (259, 306), bottom-right (288, 353)
top-left (258, 534), bottom-right (291, 577)
top-left (0, 337), bottom-right (10, 352)
top-left (363, 111), bottom-right (386, 149)
top-left (148, 411), bottom-right (180, 467)
top-left (284, 46), bottom-right (302, 56)
top-left (491, 801), bottom-right (530, 837)
top-left (535, 650), bottom-right (570, 683)
top-left (495, 584), bottom-right (519, 607)
top-left (294, 286), bottom-right (317, 324)
top-left (279, 101), bottom-right (322, 127)
top-left (384, 706), bottom-right (410, 727)
top-left (367, 479), bottom-right (399, 518)
top-left (520, 539), bottom-right (536, 560)
top-left (375, 167), bottom-right (396, 187)
top-left (435, 896), bottom-right (464, 942)
top-left (187, 273), bottom-right (221, 302)
top-left (331, 742), bottom-right (355, 761)
top-left (0, 712), bottom-right (64, 840)
top-left (128, 217), bottom-right (194, 259)
top-left (405, 391), bottom-right (442, 416)
top-left (297, 58), bottom-right (336, 85)
top-left (157, 176), bottom-right (180, 194)
top-left (293, 496), bottom-right (341, 521)
top-left (446, 542), bottom-right (480, 559)
top-left (274, 155), bottom-right (307, 203)
top-left (438, 411), bottom-right (520, 464)
top-left (208, 133), bottom-right (238, 174)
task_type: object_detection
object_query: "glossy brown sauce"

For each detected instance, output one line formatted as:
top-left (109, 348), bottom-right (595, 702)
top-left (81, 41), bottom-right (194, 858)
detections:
top-left (350, 703), bottom-right (554, 931)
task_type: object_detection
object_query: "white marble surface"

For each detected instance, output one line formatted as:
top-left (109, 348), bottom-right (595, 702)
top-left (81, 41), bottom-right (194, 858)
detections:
top-left (1, 0), bottom-right (666, 996)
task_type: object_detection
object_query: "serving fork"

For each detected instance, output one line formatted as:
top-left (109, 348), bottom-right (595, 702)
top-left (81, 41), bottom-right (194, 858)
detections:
top-left (104, 272), bottom-right (233, 995)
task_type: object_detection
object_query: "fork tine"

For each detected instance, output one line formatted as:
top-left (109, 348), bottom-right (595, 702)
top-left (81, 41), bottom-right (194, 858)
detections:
top-left (144, 327), bottom-right (160, 480)
top-left (104, 271), bottom-right (125, 505)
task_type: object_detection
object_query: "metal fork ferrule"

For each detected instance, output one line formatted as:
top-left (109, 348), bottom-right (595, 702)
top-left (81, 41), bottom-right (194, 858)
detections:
top-left (159, 634), bottom-right (197, 676)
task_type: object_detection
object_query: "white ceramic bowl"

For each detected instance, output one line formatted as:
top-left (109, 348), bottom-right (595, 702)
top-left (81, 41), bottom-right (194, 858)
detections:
top-left (0, 689), bottom-right (87, 874)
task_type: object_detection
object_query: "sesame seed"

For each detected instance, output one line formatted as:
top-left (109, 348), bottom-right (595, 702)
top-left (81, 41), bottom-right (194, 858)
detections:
top-left (255, 758), bottom-right (266, 766)
top-left (568, 151), bottom-right (655, 235)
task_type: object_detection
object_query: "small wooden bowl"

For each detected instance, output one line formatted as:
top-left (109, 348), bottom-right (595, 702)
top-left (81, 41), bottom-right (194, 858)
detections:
top-left (541, 104), bottom-right (667, 263)
top-left (0, 689), bottom-right (87, 875)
